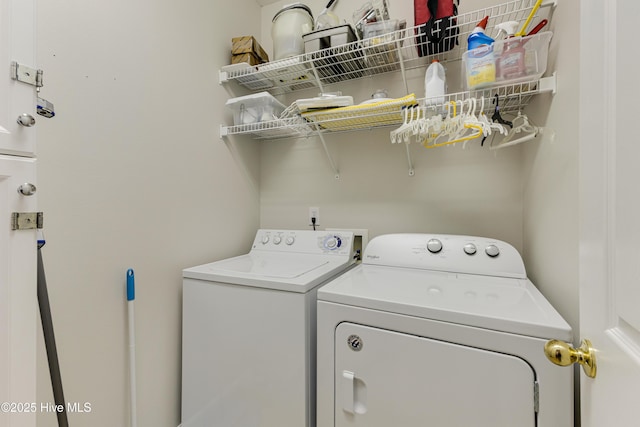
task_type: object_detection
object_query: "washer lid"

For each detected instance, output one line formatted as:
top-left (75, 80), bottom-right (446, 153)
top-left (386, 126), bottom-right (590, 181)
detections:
top-left (183, 252), bottom-right (352, 292)
top-left (318, 264), bottom-right (572, 341)
top-left (205, 252), bottom-right (328, 278)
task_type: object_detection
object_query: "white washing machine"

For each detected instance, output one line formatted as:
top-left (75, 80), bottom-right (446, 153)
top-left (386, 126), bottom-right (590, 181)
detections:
top-left (182, 229), bottom-right (355, 427)
top-left (316, 233), bottom-right (573, 427)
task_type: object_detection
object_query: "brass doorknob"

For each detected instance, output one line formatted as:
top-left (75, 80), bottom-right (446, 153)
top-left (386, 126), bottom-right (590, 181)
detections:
top-left (544, 339), bottom-right (597, 378)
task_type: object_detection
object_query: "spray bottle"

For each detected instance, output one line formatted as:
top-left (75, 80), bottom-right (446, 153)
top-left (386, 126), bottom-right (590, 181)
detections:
top-left (495, 21), bottom-right (519, 40)
top-left (495, 21), bottom-right (526, 79)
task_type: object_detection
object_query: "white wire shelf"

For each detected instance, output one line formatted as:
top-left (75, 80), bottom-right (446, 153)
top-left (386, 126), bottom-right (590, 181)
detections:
top-left (220, 117), bottom-right (313, 140)
top-left (219, 75), bottom-right (556, 139)
top-left (219, 0), bottom-right (556, 96)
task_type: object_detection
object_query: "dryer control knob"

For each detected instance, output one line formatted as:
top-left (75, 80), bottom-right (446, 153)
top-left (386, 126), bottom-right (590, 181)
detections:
top-left (285, 236), bottom-right (295, 245)
top-left (463, 243), bottom-right (477, 255)
top-left (427, 239), bottom-right (443, 254)
top-left (485, 244), bottom-right (500, 258)
top-left (273, 236), bottom-right (282, 245)
top-left (261, 235), bottom-right (270, 245)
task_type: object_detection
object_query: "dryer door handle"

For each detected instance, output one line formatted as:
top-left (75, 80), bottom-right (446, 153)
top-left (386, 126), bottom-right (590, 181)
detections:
top-left (341, 370), bottom-right (355, 414)
top-left (341, 370), bottom-right (367, 415)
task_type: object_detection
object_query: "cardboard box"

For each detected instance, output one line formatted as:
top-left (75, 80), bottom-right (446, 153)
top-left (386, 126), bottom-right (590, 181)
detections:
top-left (231, 52), bottom-right (262, 66)
top-left (231, 36), bottom-right (269, 63)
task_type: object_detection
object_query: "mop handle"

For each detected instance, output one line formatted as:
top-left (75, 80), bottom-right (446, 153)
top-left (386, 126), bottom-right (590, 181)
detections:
top-left (515, 0), bottom-right (543, 36)
top-left (127, 269), bottom-right (137, 427)
top-left (38, 245), bottom-right (69, 427)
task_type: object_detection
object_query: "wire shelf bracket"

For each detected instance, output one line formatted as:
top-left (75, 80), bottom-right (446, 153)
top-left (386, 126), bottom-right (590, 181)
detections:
top-left (314, 124), bottom-right (340, 179)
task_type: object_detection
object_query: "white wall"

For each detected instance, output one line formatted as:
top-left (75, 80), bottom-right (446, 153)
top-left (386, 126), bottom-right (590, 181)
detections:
top-left (258, 0), bottom-right (532, 251)
top-left (522, 0), bottom-right (580, 336)
top-left (35, 0), bottom-right (261, 425)
top-left (33, 0), bottom-right (580, 425)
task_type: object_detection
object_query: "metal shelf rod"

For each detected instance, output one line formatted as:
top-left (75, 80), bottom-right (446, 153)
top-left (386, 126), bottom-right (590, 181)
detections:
top-left (314, 124), bottom-right (340, 179)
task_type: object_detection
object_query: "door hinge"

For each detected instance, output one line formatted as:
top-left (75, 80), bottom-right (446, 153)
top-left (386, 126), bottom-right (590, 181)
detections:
top-left (11, 212), bottom-right (43, 230)
top-left (10, 61), bottom-right (44, 89)
top-left (533, 380), bottom-right (539, 413)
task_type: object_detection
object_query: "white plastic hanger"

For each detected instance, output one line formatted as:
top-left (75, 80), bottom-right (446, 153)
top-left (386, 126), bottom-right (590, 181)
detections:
top-left (491, 111), bottom-right (541, 150)
top-left (391, 106), bottom-right (411, 144)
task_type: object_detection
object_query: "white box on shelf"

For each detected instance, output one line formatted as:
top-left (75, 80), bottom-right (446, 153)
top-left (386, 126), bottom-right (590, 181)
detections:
top-left (225, 92), bottom-right (286, 125)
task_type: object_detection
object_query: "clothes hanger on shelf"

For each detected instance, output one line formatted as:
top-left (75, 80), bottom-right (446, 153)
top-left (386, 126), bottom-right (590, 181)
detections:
top-left (490, 110), bottom-right (542, 150)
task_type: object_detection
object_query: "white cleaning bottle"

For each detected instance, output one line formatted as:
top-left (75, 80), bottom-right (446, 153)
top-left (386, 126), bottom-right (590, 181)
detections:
top-left (425, 60), bottom-right (446, 106)
top-left (494, 21), bottom-right (519, 39)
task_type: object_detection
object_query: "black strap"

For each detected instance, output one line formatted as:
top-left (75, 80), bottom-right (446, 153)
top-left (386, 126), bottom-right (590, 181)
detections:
top-left (38, 248), bottom-right (69, 427)
top-left (427, 0), bottom-right (438, 20)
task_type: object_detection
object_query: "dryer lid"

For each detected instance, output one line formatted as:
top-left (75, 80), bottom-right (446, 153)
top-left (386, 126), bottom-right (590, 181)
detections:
top-left (318, 264), bottom-right (572, 341)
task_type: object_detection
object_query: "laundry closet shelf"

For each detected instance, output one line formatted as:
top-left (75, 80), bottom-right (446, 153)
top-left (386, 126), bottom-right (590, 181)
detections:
top-left (219, 0), bottom-right (556, 96)
top-left (219, 117), bottom-right (313, 139)
top-left (219, 75), bottom-right (556, 139)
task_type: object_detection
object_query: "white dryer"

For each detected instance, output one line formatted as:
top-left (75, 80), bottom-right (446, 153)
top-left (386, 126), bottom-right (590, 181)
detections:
top-left (316, 234), bottom-right (573, 427)
top-left (182, 229), bottom-right (354, 427)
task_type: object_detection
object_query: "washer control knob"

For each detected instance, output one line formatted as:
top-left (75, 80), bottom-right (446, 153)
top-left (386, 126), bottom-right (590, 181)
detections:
top-left (261, 235), bottom-right (270, 245)
top-left (463, 243), bottom-right (477, 255)
top-left (325, 236), bottom-right (339, 250)
top-left (485, 244), bottom-right (500, 258)
top-left (285, 236), bottom-right (295, 245)
top-left (273, 236), bottom-right (282, 245)
top-left (427, 239), bottom-right (443, 254)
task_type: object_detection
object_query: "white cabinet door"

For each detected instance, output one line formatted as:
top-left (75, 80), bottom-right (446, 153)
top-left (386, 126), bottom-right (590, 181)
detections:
top-left (0, 0), bottom-right (37, 156)
top-left (0, 154), bottom-right (37, 427)
top-left (334, 323), bottom-right (536, 427)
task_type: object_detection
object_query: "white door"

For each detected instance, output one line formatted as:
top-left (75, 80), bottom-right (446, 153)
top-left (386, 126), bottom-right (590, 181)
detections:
top-left (0, 155), bottom-right (37, 427)
top-left (578, 0), bottom-right (640, 424)
top-left (0, 0), bottom-right (38, 425)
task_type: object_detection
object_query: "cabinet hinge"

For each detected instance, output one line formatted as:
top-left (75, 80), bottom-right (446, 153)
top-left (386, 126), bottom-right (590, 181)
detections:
top-left (10, 61), bottom-right (44, 88)
top-left (11, 212), bottom-right (44, 230)
top-left (534, 380), bottom-right (539, 413)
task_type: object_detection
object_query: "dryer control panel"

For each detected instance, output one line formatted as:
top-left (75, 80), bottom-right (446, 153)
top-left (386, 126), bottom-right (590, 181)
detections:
top-left (252, 229), bottom-right (354, 256)
top-left (363, 234), bottom-right (526, 279)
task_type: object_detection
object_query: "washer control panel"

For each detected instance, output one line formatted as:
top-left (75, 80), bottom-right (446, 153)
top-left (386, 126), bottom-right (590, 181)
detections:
top-left (363, 234), bottom-right (526, 278)
top-left (252, 229), bottom-right (354, 256)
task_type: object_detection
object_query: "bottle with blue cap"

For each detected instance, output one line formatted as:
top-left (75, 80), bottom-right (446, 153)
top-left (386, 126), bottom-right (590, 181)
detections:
top-left (465, 16), bottom-right (497, 89)
top-left (467, 16), bottom-right (495, 49)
